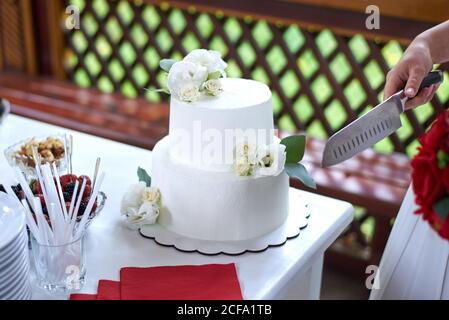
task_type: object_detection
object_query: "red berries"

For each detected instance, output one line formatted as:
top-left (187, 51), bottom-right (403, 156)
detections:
top-left (60, 174), bottom-right (78, 190)
top-left (83, 185), bottom-right (92, 199)
top-left (25, 173), bottom-right (97, 218)
top-left (78, 175), bottom-right (92, 186)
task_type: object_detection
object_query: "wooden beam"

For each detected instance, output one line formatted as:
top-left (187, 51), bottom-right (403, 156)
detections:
top-left (148, 0), bottom-right (439, 44)
top-left (32, 0), bottom-right (65, 77)
top-left (285, 0), bottom-right (449, 24)
top-left (32, 0), bottom-right (53, 75)
top-left (47, 0), bottom-right (66, 79)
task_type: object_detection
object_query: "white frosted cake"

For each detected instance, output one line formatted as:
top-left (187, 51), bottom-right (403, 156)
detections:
top-left (142, 49), bottom-right (314, 242)
top-left (152, 78), bottom-right (289, 241)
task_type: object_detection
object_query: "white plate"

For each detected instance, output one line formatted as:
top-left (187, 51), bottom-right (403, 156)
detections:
top-left (0, 193), bottom-right (26, 251)
top-left (0, 231), bottom-right (24, 255)
top-left (0, 225), bottom-right (25, 255)
top-left (1, 272), bottom-right (30, 300)
top-left (0, 229), bottom-right (26, 257)
top-left (0, 234), bottom-right (27, 271)
top-left (1, 284), bottom-right (30, 301)
top-left (0, 250), bottom-right (27, 278)
top-left (15, 284), bottom-right (32, 300)
top-left (3, 285), bottom-right (29, 300)
top-left (0, 246), bottom-right (28, 281)
top-left (0, 255), bottom-right (29, 293)
top-left (0, 258), bottom-right (29, 294)
top-left (0, 273), bottom-right (30, 301)
top-left (18, 288), bottom-right (32, 300)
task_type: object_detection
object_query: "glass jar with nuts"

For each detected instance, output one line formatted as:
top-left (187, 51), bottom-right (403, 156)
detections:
top-left (4, 134), bottom-right (72, 180)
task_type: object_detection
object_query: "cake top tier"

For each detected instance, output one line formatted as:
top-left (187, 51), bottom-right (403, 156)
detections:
top-left (172, 78), bottom-right (271, 110)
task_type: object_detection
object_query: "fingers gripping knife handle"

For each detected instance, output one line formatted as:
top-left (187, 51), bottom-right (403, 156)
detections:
top-left (399, 70), bottom-right (444, 110)
top-left (419, 70), bottom-right (443, 91)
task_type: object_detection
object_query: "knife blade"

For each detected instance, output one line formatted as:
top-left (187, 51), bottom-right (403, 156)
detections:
top-left (322, 70), bottom-right (443, 167)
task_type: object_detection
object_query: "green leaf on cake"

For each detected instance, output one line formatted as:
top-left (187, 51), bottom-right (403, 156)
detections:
top-left (159, 59), bottom-right (177, 72)
top-left (433, 197), bottom-right (449, 220)
top-left (208, 71), bottom-right (221, 80)
top-left (137, 167), bottom-right (152, 187)
top-left (285, 163), bottom-right (316, 189)
top-left (280, 135), bottom-right (306, 164)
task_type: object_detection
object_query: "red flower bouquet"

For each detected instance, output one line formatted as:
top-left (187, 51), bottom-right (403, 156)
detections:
top-left (412, 111), bottom-right (449, 240)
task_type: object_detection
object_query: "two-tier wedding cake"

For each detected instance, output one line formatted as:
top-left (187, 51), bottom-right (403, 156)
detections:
top-left (122, 49), bottom-right (314, 243)
top-left (152, 77), bottom-right (290, 241)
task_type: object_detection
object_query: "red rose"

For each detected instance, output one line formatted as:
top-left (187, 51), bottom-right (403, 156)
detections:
top-left (420, 112), bottom-right (449, 152)
top-left (411, 111), bottom-right (449, 242)
top-left (411, 152), bottom-right (445, 218)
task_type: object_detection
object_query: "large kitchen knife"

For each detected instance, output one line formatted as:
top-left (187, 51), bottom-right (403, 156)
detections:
top-left (322, 70), bottom-right (443, 167)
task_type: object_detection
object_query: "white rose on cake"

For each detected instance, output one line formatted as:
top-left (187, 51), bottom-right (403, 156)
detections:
top-left (203, 79), bottom-right (223, 96)
top-left (179, 84), bottom-right (201, 102)
top-left (183, 49), bottom-right (228, 76)
top-left (122, 203), bottom-right (159, 230)
top-left (235, 141), bottom-right (258, 164)
top-left (234, 142), bottom-right (258, 176)
top-left (137, 202), bottom-right (160, 224)
top-left (234, 158), bottom-right (253, 176)
top-left (141, 186), bottom-right (161, 205)
top-left (254, 141), bottom-right (286, 177)
top-left (121, 182), bottom-right (162, 229)
top-left (232, 138), bottom-right (287, 178)
top-left (120, 182), bottom-right (146, 214)
top-left (167, 61), bottom-right (208, 102)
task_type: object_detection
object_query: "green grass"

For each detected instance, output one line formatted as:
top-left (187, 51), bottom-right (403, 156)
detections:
top-left (68, 0), bottom-right (449, 157)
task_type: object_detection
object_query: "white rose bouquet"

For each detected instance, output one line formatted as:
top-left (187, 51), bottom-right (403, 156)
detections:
top-left (154, 49), bottom-right (228, 103)
top-left (121, 167), bottom-right (162, 230)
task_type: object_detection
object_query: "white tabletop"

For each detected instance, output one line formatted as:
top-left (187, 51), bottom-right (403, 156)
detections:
top-left (0, 115), bottom-right (353, 300)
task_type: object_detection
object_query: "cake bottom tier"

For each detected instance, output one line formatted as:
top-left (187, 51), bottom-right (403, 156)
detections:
top-left (151, 136), bottom-right (289, 241)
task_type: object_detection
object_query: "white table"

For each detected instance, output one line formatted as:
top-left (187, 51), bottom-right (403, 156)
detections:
top-left (0, 114), bottom-right (353, 300)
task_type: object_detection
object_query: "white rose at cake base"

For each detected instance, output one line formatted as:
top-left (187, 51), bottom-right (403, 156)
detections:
top-left (141, 187), bottom-right (161, 205)
top-left (120, 182), bottom-right (146, 213)
top-left (121, 182), bottom-right (162, 230)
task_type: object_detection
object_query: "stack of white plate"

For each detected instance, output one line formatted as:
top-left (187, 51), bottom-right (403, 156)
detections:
top-left (0, 192), bottom-right (31, 300)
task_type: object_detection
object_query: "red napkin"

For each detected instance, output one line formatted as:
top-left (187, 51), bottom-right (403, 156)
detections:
top-left (97, 280), bottom-right (121, 300)
top-left (120, 263), bottom-right (243, 300)
top-left (70, 294), bottom-right (97, 300)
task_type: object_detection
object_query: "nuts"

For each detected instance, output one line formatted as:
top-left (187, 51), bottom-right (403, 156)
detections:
top-left (15, 136), bottom-right (65, 167)
top-left (40, 149), bottom-right (55, 162)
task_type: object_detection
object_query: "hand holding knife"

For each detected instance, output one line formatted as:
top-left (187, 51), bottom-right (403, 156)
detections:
top-left (322, 70), bottom-right (444, 167)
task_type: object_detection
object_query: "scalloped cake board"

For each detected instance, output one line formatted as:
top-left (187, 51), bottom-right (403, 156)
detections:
top-left (139, 198), bottom-right (311, 256)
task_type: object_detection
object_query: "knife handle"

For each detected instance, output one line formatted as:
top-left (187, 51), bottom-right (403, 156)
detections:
top-left (419, 70), bottom-right (443, 91)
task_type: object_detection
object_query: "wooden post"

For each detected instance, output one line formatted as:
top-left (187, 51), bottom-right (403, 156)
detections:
top-left (32, 0), bottom-right (66, 78)
top-left (21, 0), bottom-right (37, 75)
